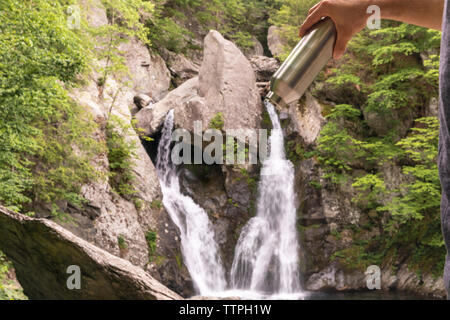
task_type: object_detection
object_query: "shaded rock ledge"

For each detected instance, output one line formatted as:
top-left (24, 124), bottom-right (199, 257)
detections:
top-left (0, 206), bottom-right (181, 300)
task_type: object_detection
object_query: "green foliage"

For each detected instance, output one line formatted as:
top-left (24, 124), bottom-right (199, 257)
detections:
top-left (106, 116), bottom-right (139, 200)
top-left (118, 235), bottom-right (128, 249)
top-left (352, 174), bottom-right (387, 210)
top-left (0, 0), bottom-right (100, 215)
top-left (0, 251), bottom-right (27, 300)
top-left (269, 0), bottom-right (319, 60)
top-left (93, 0), bottom-right (154, 85)
top-left (331, 244), bottom-right (383, 272)
top-left (151, 199), bottom-right (163, 210)
top-left (209, 112), bottom-right (225, 131)
top-left (317, 120), bottom-right (365, 183)
top-left (145, 230), bottom-right (158, 260)
top-left (286, 140), bottom-right (315, 164)
top-left (380, 117), bottom-right (441, 229)
top-left (175, 252), bottom-right (184, 270)
top-left (147, 0), bottom-right (276, 53)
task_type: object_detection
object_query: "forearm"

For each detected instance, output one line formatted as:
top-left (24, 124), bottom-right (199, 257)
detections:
top-left (372, 0), bottom-right (444, 30)
top-left (300, 0), bottom-right (445, 59)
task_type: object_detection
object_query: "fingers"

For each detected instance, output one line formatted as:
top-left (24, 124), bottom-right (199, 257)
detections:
top-left (299, 1), bottom-right (329, 37)
top-left (333, 30), bottom-right (351, 59)
top-left (308, 1), bottom-right (322, 15)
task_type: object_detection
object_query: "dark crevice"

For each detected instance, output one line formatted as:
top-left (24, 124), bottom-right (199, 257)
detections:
top-left (141, 130), bottom-right (163, 165)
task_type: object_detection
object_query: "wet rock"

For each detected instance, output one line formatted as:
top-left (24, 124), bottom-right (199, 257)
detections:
top-left (306, 265), bottom-right (365, 292)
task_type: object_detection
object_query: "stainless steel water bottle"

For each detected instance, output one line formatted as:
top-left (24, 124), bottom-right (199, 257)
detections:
top-left (266, 18), bottom-right (336, 107)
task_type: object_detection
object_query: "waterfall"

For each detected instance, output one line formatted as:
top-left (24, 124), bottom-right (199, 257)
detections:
top-left (230, 101), bottom-right (301, 296)
top-left (155, 110), bottom-right (226, 295)
top-left (155, 103), bottom-right (302, 299)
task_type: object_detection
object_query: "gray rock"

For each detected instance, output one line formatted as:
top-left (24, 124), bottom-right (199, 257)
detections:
top-left (119, 38), bottom-right (171, 102)
top-left (198, 30), bottom-right (262, 131)
top-left (250, 55), bottom-right (280, 82)
top-left (161, 49), bottom-right (200, 86)
top-left (67, 1), bottom-right (189, 295)
top-left (134, 93), bottom-right (154, 110)
top-left (136, 30), bottom-right (262, 136)
top-left (0, 206), bottom-right (181, 300)
top-left (135, 77), bottom-right (201, 135)
top-left (288, 92), bottom-right (326, 145)
top-left (245, 37), bottom-right (265, 58)
top-left (427, 97), bottom-right (439, 117)
top-left (306, 265), bottom-right (365, 292)
top-left (267, 26), bottom-right (286, 58)
top-left (82, 0), bottom-right (108, 28)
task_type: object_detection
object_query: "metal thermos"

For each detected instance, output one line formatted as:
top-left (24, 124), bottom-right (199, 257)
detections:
top-left (266, 18), bottom-right (336, 107)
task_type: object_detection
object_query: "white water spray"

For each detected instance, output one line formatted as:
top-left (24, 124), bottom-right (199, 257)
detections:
top-left (230, 101), bottom-right (301, 295)
top-left (156, 110), bottom-right (226, 295)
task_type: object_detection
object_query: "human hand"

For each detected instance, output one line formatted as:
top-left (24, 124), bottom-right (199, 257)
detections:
top-left (299, 0), bottom-right (371, 59)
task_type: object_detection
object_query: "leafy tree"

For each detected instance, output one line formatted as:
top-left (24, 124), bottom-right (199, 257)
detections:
top-left (0, 0), bottom-right (100, 216)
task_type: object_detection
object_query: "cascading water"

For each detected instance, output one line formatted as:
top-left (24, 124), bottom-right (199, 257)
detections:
top-left (155, 103), bottom-right (302, 299)
top-left (229, 101), bottom-right (301, 297)
top-left (155, 110), bottom-right (226, 295)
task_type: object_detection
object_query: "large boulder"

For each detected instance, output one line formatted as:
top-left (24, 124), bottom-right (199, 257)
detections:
top-left (0, 206), bottom-right (181, 300)
top-left (135, 77), bottom-right (202, 135)
top-left (198, 30), bottom-right (262, 130)
top-left (136, 30), bottom-right (262, 136)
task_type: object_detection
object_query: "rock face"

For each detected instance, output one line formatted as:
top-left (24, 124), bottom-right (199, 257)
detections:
top-left (178, 164), bottom-right (257, 274)
top-left (284, 101), bottom-right (446, 298)
top-left (245, 37), bottom-right (265, 58)
top-left (0, 206), bottom-right (181, 300)
top-left (67, 0), bottom-right (191, 297)
top-left (160, 49), bottom-right (200, 86)
top-left (198, 30), bottom-right (262, 131)
top-left (135, 31), bottom-right (263, 277)
top-left (136, 30), bottom-right (262, 136)
top-left (287, 92), bottom-right (326, 145)
top-left (119, 38), bottom-right (171, 101)
top-left (135, 77), bottom-right (201, 135)
top-left (250, 55), bottom-right (280, 82)
top-left (267, 26), bottom-right (286, 58)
